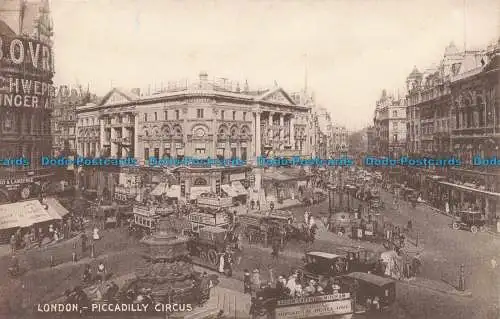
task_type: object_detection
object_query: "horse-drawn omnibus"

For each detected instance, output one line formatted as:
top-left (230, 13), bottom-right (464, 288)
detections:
top-left (188, 208), bottom-right (229, 233)
top-left (236, 211), bottom-right (296, 247)
top-left (129, 205), bottom-right (161, 237)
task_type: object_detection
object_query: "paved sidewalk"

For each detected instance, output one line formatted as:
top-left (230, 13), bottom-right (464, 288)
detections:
top-left (401, 277), bottom-right (472, 297)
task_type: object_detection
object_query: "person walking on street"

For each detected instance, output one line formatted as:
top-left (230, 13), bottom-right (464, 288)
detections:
top-left (271, 237), bottom-right (280, 259)
top-left (243, 269), bottom-right (251, 294)
top-left (10, 235), bottom-right (16, 254)
top-left (412, 253), bottom-right (422, 278)
top-left (96, 261), bottom-right (106, 283)
top-left (81, 233), bottom-right (88, 254)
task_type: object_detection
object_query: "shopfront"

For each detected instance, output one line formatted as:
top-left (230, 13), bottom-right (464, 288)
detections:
top-left (172, 166), bottom-right (251, 203)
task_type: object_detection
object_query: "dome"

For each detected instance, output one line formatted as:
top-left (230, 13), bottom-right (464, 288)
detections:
top-left (444, 42), bottom-right (460, 56)
top-left (408, 66), bottom-right (422, 79)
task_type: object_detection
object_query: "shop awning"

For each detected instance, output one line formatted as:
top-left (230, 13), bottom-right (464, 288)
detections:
top-left (439, 181), bottom-right (500, 198)
top-left (0, 200), bottom-right (61, 230)
top-left (221, 184), bottom-right (238, 197)
top-left (232, 181), bottom-right (247, 196)
top-left (43, 197), bottom-right (70, 218)
top-left (150, 183), bottom-right (167, 196)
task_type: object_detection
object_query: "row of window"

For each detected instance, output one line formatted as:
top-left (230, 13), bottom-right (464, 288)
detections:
top-left (143, 147), bottom-right (248, 161)
top-left (143, 110), bottom-right (248, 122)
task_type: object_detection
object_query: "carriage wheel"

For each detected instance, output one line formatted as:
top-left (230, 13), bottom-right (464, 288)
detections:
top-left (479, 226), bottom-right (487, 232)
top-left (470, 226), bottom-right (478, 234)
top-left (452, 223), bottom-right (460, 230)
top-left (208, 249), bottom-right (218, 265)
top-left (338, 231), bottom-right (344, 237)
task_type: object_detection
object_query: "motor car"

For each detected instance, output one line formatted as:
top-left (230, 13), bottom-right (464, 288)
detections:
top-left (301, 251), bottom-right (349, 281)
top-left (452, 210), bottom-right (487, 233)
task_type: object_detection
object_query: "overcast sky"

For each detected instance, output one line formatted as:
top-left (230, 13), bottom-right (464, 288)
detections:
top-left (50, 0), bottom-right (499, 130)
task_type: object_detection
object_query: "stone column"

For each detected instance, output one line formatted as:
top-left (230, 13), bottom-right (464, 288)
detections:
top-left (121, 127), bottom-right (126, 158)
top-left (212, 109), bottom-right (218, 160)
top-left (134, 113), bottom-right (140, 162)
top-left (100, 118), bottom-right (105, 153)
top-left (255, 111), bottom-right (261, 157)
top-left (110, 125), bottom-right (117, 158)
top-left (269, 112), bottom-right (274, 126)
top-left (289, 114), bottom-right (295, 150)
top-left (279, 114), bottom-right (284, 148)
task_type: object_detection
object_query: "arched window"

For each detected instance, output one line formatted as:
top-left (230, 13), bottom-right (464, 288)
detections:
top-left (174, 127), bottom-right (182, 136)
top-left (194, 178), bottom-right (208, 186)
top-left (230, 127), bottom-right (238, 137)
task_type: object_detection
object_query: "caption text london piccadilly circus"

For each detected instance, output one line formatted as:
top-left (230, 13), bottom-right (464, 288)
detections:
top-left (0, 35), bottom-right (55, 108)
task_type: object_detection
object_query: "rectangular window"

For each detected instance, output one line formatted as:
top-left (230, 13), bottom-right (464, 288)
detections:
top-left (232, 111), bottom-right (236, 120)
top-left (154, 112), bottom-right (158, 121)
top-left (175, 110), bottom-right (180, 120)
top-left (393, 134), bottom-right (398, 142)
top-left (144, 114), bottom-right (148, 122)
top-left (243, 112), bottom-right (247, 121)
top-left (195, 148), bottom-right (206, 156)
top-left (241, 147), bottom-right (247, 161)
top-left (163, 149), bottom-right (171, 158)
top-left (221, 111), bottom-right (225, 120)
top-left (231, 148), bottom-right (237, 160)
top-left (164, 111), bottom-right (168, 120)
top-left (197, 109), bottom-right (204, 119)
top-left (154, 148), bottom-right (160, 159)
top-left (144, 148), bottom-right (149, 162)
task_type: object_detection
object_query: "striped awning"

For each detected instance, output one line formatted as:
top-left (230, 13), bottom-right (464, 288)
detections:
top-left (43, 197), bottom-right (70, 218)
top-left (0, 200), bottom-right (61, 230)
top-left (231, 181), bottom-right (247, 196)
top-left (221, 184), bottom-right (238, 197)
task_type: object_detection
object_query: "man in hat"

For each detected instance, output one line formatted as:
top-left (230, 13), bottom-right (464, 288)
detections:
top-left (286, 273), bottom-right (298, 296)
top-left (250, 269), bottom-right (261, 296)
top-left (304, 279), bottom-right (316, 296)
top-left (276, 275), bottom-right (288, 296)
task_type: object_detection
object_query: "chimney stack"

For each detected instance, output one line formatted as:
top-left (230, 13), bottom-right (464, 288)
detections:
top-left (199, 71), bottom-right (208, 82)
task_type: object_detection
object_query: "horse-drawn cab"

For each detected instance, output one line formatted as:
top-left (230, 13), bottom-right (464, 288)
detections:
top-left (452, 210), bottom-right (487, 233)
top-left (301, 251), bottom-right (349, 281)
top-left (339, 272), bottom-right (396, 312)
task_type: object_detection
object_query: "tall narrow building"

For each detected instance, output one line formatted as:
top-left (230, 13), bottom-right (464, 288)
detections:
top-left (0, 0), bottom-right (55, 202)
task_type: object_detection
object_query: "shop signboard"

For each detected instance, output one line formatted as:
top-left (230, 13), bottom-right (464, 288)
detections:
top-left (0, 35), bottom-right (55, 109)
top-left (275, 294), bottom-right (353, 319)
top-left (0, 177), bottom-right (34, 186)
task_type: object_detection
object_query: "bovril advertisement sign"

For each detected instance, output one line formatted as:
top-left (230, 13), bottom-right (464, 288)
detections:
top-left (275, 294), bottom-right (353, 319)
top-left (0, 35), bottom-right (55, 108)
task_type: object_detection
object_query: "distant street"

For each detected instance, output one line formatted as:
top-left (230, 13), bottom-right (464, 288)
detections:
top-left (284, 190), bottom-right (500, 319)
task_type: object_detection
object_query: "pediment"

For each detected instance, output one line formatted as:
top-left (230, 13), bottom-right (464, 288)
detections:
top-left (100, 89), bottom-right (135, 106)
top-left (259, 88), bottom-right (296, 106)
